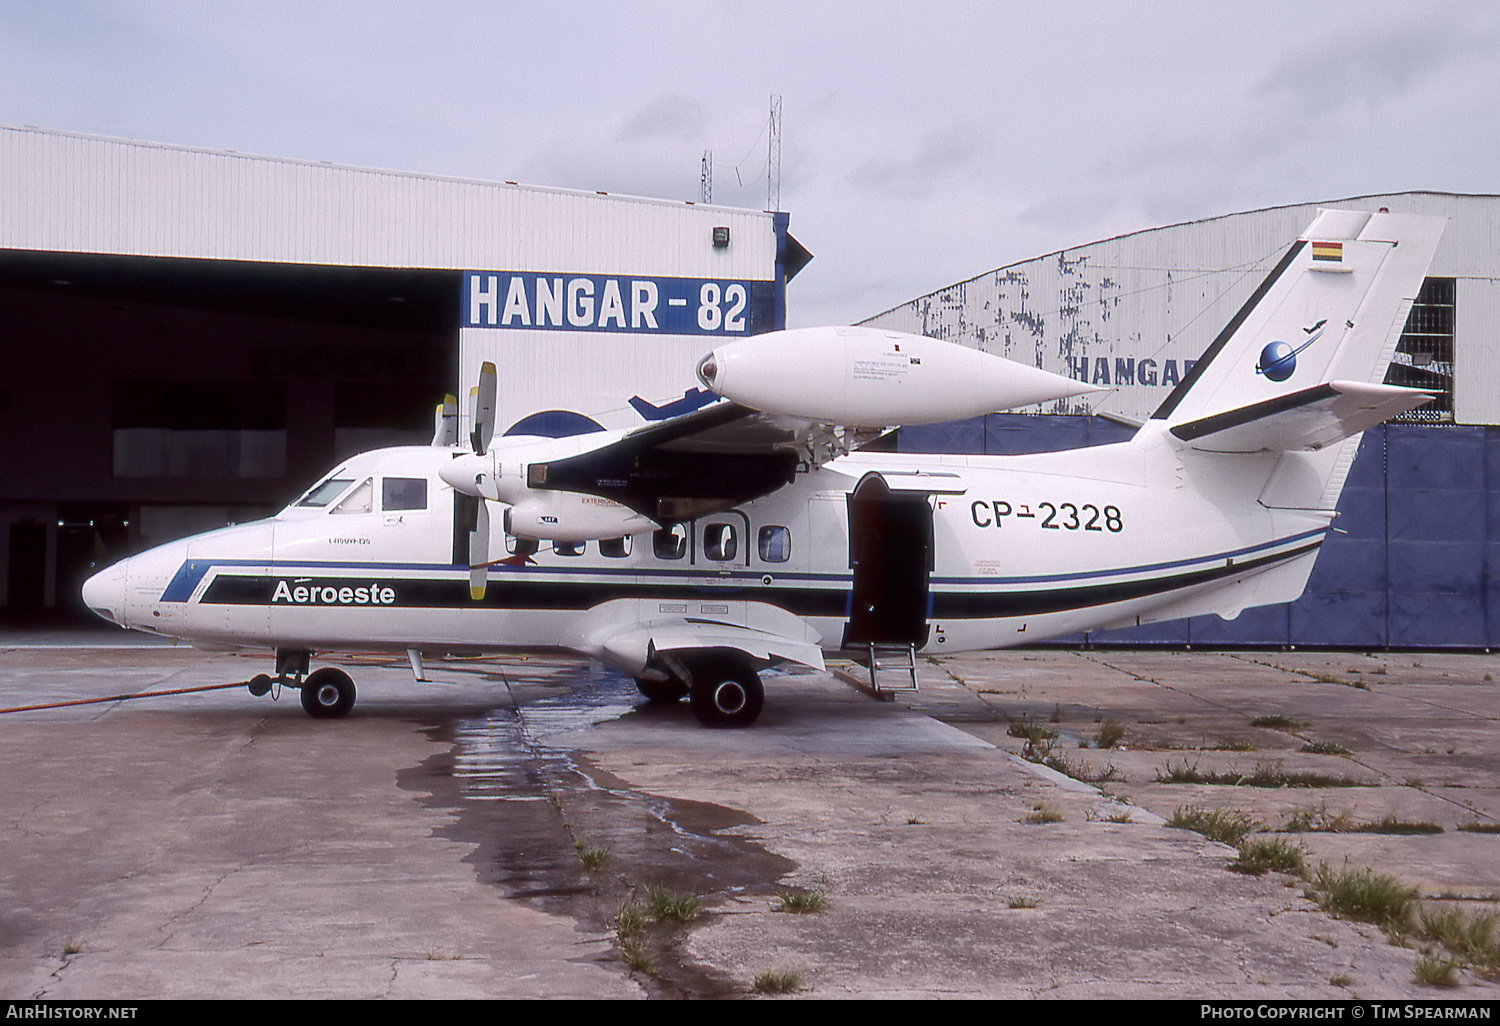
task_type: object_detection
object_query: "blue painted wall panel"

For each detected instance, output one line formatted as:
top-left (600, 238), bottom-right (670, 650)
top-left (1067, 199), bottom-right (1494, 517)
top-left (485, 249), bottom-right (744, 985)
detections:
top-left (1388, 491), bottom-right (1486, 543)
top-left (1389, 591), bottom-right (1484, 647)
top-left (1304, 538), bottom-right (1386, 593)
top-left (1189, 605), bottom-right (1291, 646)
top-left (1343, 429), bottom-right (1387, 491)
top-left (1388, 541), bottom-right (1485, 595)
top-left (1090, 619), bottom-right (1191, 645)
top-left (1388, 426), bottom-right (1485, 493)
top-left (1331, 487), bottom-right (1386, 542)
top-left (1291, 592), bottom-right (1387, 647)
top-left (899, 417), bottom-right (986, 455)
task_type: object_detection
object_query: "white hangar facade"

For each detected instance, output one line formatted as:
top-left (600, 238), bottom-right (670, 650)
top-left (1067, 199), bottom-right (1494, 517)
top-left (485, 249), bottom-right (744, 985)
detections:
top-left (863, 194), bottom-right (1500, 648)
top-left (0, 125), bottom-right (808, 616)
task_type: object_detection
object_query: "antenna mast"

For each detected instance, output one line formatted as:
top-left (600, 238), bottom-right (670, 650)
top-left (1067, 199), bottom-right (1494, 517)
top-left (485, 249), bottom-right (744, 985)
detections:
top-left (767, 94), bottom-right (781, 211)
top-left (700, 150), bottom-right (712, 204)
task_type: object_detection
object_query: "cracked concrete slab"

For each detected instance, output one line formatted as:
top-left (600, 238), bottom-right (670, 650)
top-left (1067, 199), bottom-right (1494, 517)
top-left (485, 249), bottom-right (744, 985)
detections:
top-left (2, 640), bottom-right (1498, 999)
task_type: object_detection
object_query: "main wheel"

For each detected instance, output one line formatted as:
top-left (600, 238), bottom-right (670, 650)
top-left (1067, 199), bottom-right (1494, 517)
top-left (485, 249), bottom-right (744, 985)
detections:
top-left (687, 656), bottom-right (764, 728)
top-left (635, 676), bottom-right (689, 704)
top-left (300, 667), bottom-right (356, 719)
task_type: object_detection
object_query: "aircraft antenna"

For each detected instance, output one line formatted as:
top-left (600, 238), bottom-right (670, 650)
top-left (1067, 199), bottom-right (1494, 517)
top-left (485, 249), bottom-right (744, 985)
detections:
top-left (700, 149), bottom-right (712, 204)
top-left (767, 95), bottom-right (781, 211)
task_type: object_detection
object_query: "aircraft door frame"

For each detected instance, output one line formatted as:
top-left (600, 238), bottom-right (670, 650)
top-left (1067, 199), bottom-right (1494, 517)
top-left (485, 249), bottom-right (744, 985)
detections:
top-left (841, 473), bottom-right (933, 649)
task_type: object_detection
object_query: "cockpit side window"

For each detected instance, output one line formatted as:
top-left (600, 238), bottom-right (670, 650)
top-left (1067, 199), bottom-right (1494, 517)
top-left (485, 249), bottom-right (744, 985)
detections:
top-left (330, 478), bottom-right (374, 515)
top-left (297, 476), bottom-right (354, 508)
top-left (382, 477), bottom-right (428, 511)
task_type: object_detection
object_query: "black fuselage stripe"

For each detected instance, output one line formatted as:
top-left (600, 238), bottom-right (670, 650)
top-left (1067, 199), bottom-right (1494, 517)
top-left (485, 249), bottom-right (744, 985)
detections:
top-left (199, 541), bottom-right (1320, 621)
top-left (1170, 383), bottom-right (1339, 442)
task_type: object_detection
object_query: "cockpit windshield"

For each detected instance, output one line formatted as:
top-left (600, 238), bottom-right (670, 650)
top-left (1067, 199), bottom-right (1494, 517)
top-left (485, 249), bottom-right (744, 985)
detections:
top-left (296, 476), bottom-right (354, 508)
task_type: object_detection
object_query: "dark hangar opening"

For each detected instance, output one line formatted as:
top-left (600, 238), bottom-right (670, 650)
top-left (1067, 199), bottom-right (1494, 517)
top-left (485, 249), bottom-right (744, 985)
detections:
top-left (0, 248), bottom-right (461, 619)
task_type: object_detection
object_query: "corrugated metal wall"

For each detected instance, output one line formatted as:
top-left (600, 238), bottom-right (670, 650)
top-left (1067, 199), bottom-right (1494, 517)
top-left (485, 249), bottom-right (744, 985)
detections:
top-left (863, 193), bottom-right (1500, 426)
top-left (0, 125), bottom-right (775, 276)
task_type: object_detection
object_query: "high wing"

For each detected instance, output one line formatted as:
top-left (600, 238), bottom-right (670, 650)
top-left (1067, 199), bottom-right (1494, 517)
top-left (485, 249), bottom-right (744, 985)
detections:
top-left (525, 399), bottom-right (873, 523)
top-left (456, 324), bottom-right (1101, 525)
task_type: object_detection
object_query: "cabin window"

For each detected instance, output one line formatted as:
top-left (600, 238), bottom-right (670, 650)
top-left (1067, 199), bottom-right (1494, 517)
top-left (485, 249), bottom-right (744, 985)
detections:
top-left (553, 540), bottom-right (584, 557)
top-left (653, 524), bottom-right (687, 560)
top-left (703, 523), bottom-right (737, 561)
top-left (330, 478), bottom-right (373, 515)
top-left (382, 477), bottom-right (427, 511)
top-left (297, 476), bottom-right (353, 508)
top-left (758, 525), bottom-right (791, 562)
top-left (599, 536), bottom-right (631, 558)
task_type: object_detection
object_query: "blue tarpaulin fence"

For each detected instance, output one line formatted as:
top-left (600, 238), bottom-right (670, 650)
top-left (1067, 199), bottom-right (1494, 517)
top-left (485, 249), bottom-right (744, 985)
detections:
top-left (899, 415), bottom-right (1492, 649)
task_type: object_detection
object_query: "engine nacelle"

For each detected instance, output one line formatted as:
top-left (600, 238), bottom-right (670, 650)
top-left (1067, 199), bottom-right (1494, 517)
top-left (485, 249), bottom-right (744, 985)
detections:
top-left (697, 325), bottom-right (1103, 426)
top-left (503, 491), bottom-right (658, 542)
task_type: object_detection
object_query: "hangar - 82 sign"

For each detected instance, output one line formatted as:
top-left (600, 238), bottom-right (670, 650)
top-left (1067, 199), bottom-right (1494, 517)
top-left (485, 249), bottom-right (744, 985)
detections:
top-left (463, 271), bottom-right (774, 335)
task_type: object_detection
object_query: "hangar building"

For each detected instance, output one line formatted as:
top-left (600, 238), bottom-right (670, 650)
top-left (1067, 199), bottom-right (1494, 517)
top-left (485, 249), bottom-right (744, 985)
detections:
top-left (863, 194), bottom-right (1500, 648)
top-left (0, 126), bottom-right (806, 618)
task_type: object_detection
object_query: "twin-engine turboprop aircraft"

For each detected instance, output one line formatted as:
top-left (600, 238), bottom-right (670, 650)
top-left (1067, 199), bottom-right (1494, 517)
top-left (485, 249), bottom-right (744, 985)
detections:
top-left (83, 210), bottom-right (1444, 727)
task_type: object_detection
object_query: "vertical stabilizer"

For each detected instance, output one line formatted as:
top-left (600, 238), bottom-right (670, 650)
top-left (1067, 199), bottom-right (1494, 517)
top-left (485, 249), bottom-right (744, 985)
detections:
top-left (1151, 210), bottom-right (1445, 428)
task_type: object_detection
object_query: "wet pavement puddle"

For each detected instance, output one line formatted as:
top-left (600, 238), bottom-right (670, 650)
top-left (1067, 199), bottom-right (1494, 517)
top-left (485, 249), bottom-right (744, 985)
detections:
top-left (399, 662), bottom-right (794, 997)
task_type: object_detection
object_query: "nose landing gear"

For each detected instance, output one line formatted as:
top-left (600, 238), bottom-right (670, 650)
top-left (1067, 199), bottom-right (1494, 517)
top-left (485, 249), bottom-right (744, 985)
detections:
top-left (244, 649), bottom-right (357, 719)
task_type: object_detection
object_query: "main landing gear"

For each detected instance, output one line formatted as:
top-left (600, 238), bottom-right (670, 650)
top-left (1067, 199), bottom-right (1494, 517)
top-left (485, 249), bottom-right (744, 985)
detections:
top-left (246, 650), bottom-right (357, 720)
top-left (638, 651), bottom-right (765, 729)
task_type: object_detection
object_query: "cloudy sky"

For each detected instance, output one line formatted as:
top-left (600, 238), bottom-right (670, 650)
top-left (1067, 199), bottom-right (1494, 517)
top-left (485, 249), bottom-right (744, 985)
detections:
top-left (3, 1), bottom-right (1497, 326)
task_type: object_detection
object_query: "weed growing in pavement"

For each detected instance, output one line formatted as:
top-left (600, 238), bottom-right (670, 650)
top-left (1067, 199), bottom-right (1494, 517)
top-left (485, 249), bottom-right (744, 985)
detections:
top-left (752, 970), bottom-right (805, 994)
top-left (1307, 861), bottom-right (1418, 932)
top-left (1021, 801), bottom-right (1064, 824)
top-left (1250, 714), bottom-right (1306, 730)
top-left (574, 840), bottom-right (610, 870)
top-left (1156, 759), bottom-right (1364, 788)
top-left (1350, 814), bottom-right (1444, 835)
top-left (1411, 953), bottom-right (1460, 987)
top-left (1230, 837), bottom-right (1307, 877)
top-left (1457, 821), bottom-right (1500, 834)
top-left (1166, 806), bottom-right (1259, 845)
top-left (1095, 718), bottom-right (1126, 749)
top-left (645, 884), bottom-right (701, 922)
top-left (773, 888), bottom-right (829, 914)
top-left (1301, 740), bottom-right (1352, 755)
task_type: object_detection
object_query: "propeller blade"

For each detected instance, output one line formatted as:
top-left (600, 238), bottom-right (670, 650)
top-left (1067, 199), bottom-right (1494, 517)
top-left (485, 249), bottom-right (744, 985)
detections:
top-left (468, 500), bottom-right (490, 601)
top-left (431, 393), bottom-right (458, 447)
top-left (469, 361), bottom-right (497, 454)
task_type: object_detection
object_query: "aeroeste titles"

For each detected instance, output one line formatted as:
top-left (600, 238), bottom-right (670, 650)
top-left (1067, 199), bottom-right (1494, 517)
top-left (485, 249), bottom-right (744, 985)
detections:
top-left (271, 580), bottom-right (398, 606)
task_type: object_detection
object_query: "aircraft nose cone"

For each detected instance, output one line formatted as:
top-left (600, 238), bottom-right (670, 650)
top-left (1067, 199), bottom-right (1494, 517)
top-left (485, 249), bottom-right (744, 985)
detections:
top-left (81, 562), bottom-right (128, 626)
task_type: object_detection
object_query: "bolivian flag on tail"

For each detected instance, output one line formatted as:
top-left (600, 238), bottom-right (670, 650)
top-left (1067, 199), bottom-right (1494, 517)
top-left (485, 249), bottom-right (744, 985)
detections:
top-left (1311, 240), bottom-right (1344, 264)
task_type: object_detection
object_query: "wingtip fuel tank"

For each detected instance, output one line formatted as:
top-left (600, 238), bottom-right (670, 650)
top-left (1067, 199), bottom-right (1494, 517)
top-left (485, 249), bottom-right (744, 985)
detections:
top-left (697, 325), bottom-right (1105, 426)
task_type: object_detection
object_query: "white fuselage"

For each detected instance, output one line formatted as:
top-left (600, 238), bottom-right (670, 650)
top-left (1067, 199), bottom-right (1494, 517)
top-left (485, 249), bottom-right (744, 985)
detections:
top-left (83, 425), bottom-right (1330, 674)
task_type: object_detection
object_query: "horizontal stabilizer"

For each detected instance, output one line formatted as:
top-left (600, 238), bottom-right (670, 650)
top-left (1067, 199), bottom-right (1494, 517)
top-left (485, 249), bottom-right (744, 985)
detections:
top-left (1170, 380), bottom-right (1433, 453)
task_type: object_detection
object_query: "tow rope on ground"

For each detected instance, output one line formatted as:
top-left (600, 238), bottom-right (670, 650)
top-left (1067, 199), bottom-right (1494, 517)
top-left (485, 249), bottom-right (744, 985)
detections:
top-left (0, 680), bottom-right (251, 715)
